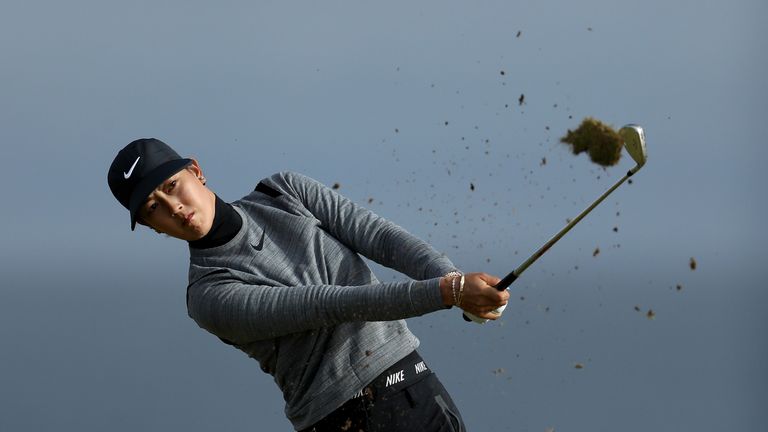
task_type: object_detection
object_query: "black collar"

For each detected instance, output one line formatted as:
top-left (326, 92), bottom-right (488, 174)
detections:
top-left (188, 195), bottom-right (242, 249)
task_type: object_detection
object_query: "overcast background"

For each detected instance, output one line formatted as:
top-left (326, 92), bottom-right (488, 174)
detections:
top-left (1, 1), bottom-right (766, 431)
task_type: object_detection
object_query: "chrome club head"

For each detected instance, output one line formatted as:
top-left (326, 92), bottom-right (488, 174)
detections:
top-left (619, 124), bottom-right (647, 174)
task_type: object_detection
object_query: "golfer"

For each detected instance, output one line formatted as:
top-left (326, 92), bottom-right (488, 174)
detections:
top-left (107, 138), bottom-right (509, 431)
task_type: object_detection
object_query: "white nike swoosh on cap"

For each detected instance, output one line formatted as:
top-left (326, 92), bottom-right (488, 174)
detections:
top-left (124, 156), bottom-right (141, 179)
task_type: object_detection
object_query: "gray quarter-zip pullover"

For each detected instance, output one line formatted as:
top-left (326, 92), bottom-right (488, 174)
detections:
top-left (186, 171), bottom-right (457, 430)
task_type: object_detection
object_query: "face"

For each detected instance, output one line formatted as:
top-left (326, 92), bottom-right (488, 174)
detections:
top-left (138, 160), bottom-right (216, 241)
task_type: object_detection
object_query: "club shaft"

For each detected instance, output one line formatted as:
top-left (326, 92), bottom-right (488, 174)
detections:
top-left (462, 169), bottom-right (635, 321)
top-left (495, 170), bottom-right (633, 290)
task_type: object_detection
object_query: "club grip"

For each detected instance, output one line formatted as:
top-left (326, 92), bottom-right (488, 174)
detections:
top-left (495, 271), bottom-right (518, 291)
top-left (462, 271), bottom-right (518, 323)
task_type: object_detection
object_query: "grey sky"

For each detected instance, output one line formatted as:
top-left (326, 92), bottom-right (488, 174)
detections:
top-left (1, 1), bottom-right (766, 431)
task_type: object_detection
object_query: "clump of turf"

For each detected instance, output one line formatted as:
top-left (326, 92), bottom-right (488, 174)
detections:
top-left (560, 117), bottom-right (623, 167)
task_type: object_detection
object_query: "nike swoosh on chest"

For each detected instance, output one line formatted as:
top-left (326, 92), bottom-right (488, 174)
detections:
top-left (252, 229), bottom-right (266, 251)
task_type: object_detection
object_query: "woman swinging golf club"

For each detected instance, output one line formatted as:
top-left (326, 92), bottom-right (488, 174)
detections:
top-left (107, 138), bottom-right (509, 432)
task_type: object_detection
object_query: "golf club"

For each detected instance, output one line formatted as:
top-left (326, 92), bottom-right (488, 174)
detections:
top-left (463, 124), bottom-right (648, 323)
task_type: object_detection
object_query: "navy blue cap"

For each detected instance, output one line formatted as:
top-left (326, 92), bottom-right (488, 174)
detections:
top-left (107, 138), bottom-right (191, 230)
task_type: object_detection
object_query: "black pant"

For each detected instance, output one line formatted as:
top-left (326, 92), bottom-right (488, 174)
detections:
top-left (302, 351), bottom-right (465, 432)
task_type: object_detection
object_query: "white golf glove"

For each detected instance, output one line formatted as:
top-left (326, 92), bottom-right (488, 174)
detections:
top-left (464, 302), bottom-right (508, 324)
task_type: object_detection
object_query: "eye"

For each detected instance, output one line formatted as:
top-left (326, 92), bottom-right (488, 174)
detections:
top-left (146, 202), bottom-right (158, 214)
top-left (167, 179), bottom-right (177, 192)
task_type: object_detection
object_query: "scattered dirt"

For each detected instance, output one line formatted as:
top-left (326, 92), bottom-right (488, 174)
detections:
top-left (332, 182), bottom-right (341, 190)
top-left (634, 305), bottom-right (641, 312)
top-left (574, 363), bottom-right (584, 369)
top-left (516, 30), bottom-right (522, 38)
top-left (500, 70), bottom-right (506, 76)
top-left (518, 94), bottom-right (525, 105)
top-left (689, 257), bottom-right (697, 270)
top-left (492, 368), bottom-right (505, 375)
top-left (365, 350), bottom-right (372, 356)
top-left (470, 182), bottom-right (475, 191)
top-left (676, 284), bottom-right (683, 291)
top-left (560, 117), bottom-right (623, 167)
top-left (613, 226), bottom-right (618, 232)
top-left (541, 157), bottom-right (547, 166)
top-left (646, 309), bottom-right (656, 320)
top-left (367, 198), bottom-right (374, 204)
top-left (593, 247), bottom-right (600, 257)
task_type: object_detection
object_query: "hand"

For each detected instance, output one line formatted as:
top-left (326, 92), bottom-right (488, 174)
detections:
top-left (440, 272), bottom-right (510, 320)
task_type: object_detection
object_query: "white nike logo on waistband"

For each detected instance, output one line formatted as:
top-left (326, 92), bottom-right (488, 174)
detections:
top-left (124, 156), bottom-right (140, 179)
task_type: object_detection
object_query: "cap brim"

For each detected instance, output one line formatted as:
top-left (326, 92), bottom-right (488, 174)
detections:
top-left (128, 159), bottom-right (192, 230)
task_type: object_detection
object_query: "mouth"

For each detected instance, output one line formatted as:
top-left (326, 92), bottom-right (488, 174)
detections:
top-left (182, 212), bottom-right (195, 226)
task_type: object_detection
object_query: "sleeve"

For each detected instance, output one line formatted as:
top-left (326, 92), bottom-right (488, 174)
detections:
top-left (271, 171), bottom-right (459, 280)
top-left (187, 270), bottom-right (445, 343)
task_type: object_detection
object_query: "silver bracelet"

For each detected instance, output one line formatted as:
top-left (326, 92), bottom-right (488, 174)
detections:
top-left (451, 277), bottom-right (458, 306)
top-left (443, 271), bottom-right (462, 307)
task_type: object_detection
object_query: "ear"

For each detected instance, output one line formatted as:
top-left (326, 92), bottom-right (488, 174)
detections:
top-left (186, 158), bottom-right (202, 176)
top-left (186, 158), bottom-right (206, 184)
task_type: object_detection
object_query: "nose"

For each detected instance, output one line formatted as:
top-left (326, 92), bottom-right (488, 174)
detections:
top-left (169, 200), bottom-right (184, 218)
top-left (157, 195), bottom-right (182, 218)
